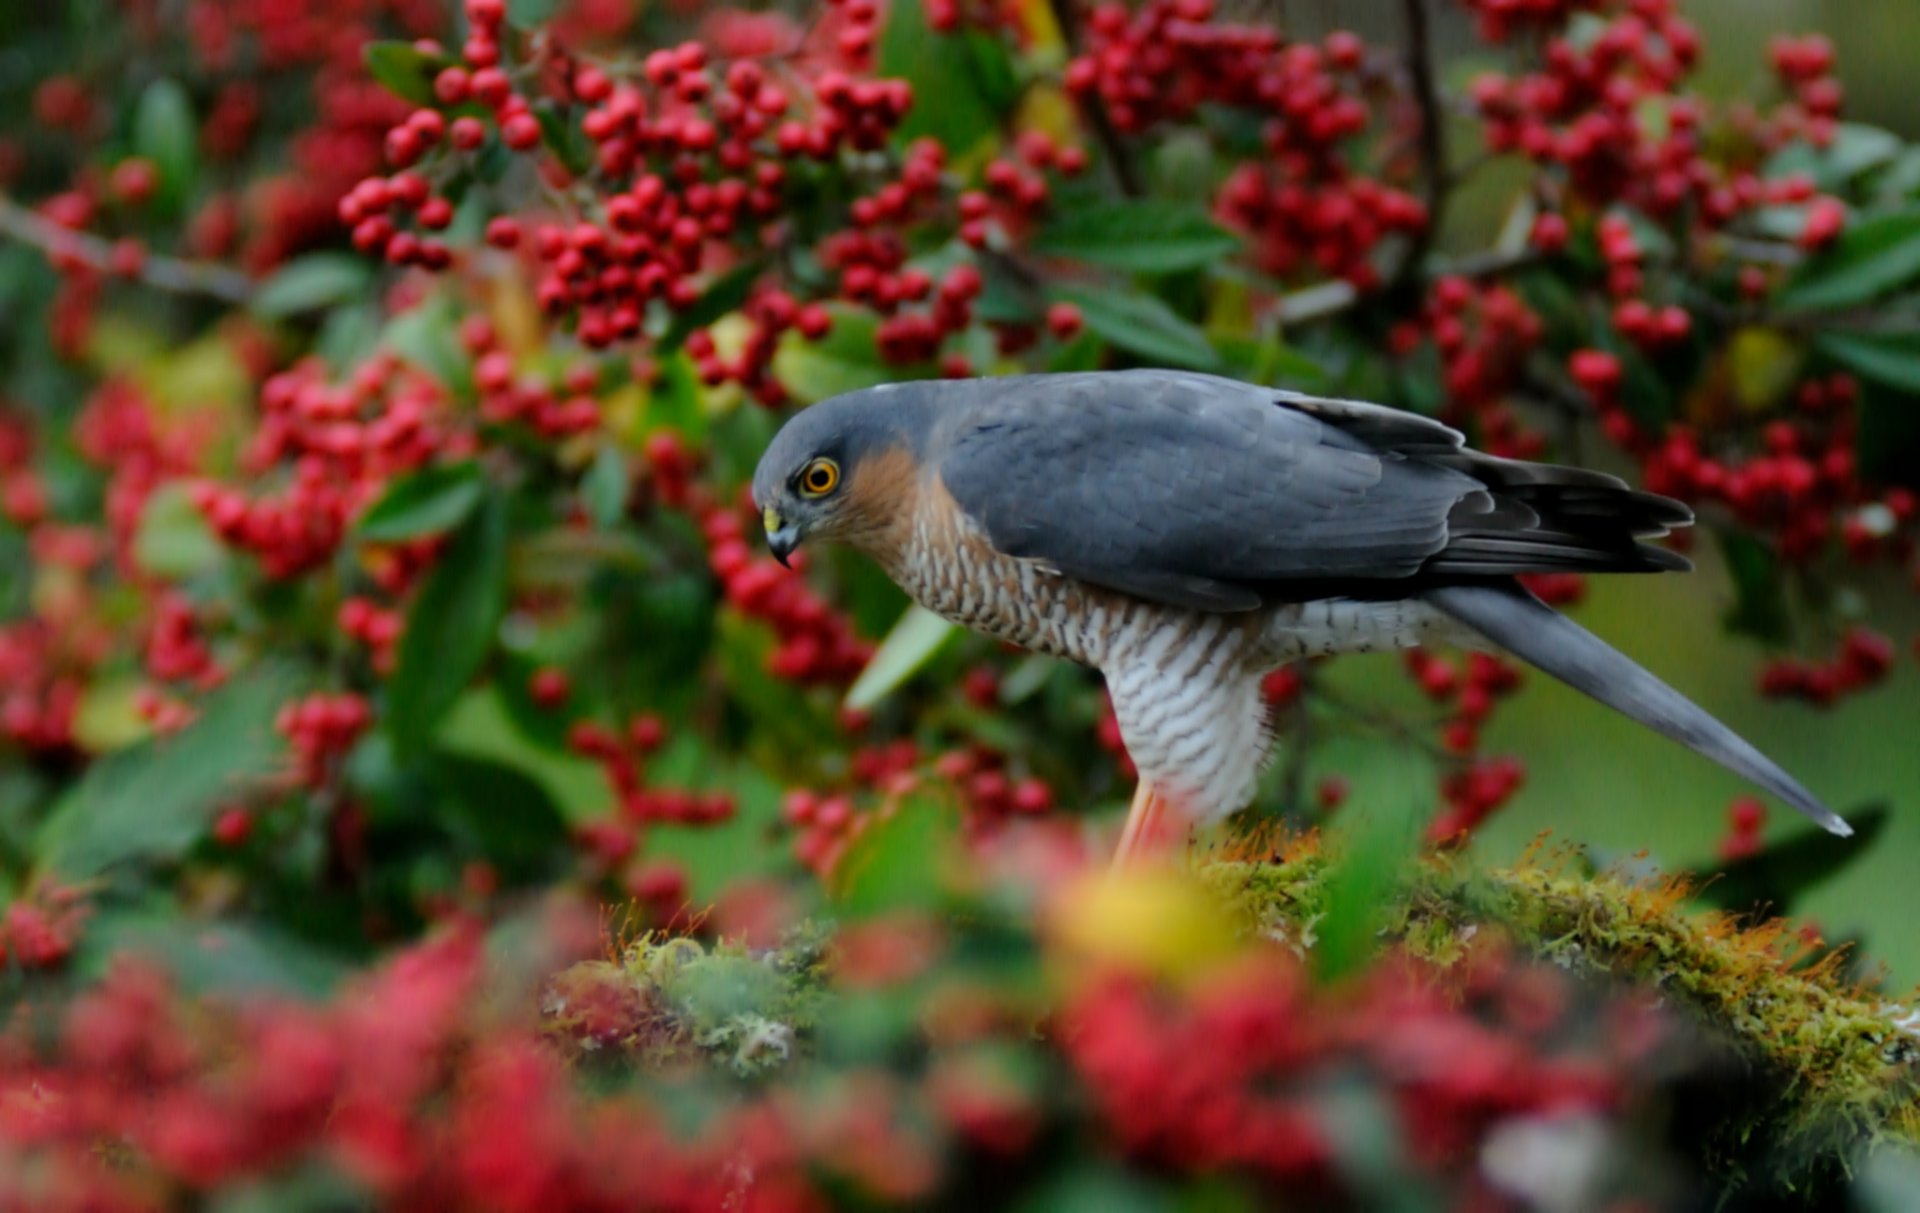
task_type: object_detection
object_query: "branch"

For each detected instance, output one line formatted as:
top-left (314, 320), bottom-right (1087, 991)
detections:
top-left (1388, 0), bottom-right (1447, 295)
top-left (1276, 245), bottom-right (1542, 327)
top-left (1046, 0), bottom-right (1142, 197)
top-left (0, 193), bottom-right (254, 305)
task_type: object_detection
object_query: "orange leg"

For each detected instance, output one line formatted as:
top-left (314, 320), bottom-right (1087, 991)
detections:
top-left (1112, 781), bottom-right (1190, 867)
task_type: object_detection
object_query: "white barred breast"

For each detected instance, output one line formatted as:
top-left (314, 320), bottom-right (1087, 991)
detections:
top-left (883, 495), bottom-right (1469, 826)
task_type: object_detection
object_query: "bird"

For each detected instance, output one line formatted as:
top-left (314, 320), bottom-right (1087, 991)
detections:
top-left (751, 369), bottom-right (1850, 861)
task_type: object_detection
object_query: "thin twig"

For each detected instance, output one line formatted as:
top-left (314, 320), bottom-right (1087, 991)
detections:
top-left (1046, 0), bottom-right (1142, 197)
top-left (1388, 0), bottom-right (1446, 295)
top-left (1277, 664), bottom-right (1318, 816)
top-left (1276, 245), bottom-right (1541, 327)
top-left (0, 192), bottom-right (254, 304)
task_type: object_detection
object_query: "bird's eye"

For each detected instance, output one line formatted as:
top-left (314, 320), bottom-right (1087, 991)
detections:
top-left (799, 457), bottom-right (840, 497)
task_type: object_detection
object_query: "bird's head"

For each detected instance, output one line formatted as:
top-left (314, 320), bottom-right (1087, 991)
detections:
top-left (751, 383), bottom-right (938, 566)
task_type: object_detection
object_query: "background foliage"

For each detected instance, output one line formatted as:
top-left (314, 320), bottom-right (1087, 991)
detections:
top-left (1, 0), bottom-right (1918, 1209)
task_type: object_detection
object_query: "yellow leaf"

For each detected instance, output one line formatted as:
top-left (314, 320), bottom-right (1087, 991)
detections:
top-left (1047, 865), bottom-right (1245, 984)
top-left (1727, 326), bottom-right (1805, 412)
top-left (72, 678), bottom-right (151, 754)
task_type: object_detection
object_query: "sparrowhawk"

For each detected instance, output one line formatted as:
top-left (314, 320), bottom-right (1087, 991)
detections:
top-left (752, 370), bottom-right (1849, 859)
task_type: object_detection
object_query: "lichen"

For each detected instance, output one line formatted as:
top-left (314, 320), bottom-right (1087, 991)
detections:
top-left (540, 924), bottom-right (827, 1077)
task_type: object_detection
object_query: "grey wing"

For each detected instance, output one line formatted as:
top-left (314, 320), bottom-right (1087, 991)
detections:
top-left (935, 371), bottom-right (1486, 611)
top-left (935, 371), bottom-right (1691, 613)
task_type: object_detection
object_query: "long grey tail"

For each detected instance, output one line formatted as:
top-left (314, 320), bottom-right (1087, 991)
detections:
top-left (1423, 580), bottom-right (1851, 837)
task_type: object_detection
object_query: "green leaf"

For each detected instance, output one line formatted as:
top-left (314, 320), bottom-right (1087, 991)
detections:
top-left (658, 259), bottom-right (766, 353)
top-left (832, 792), bottom-right (962, 917)
top-left (356, 462), bottom-right (485, 543)
top-left (877, 0), bottom-right (1002, 157)
top-left (363, 41), bottom-right (447, 107)
top-left (1717, 531), bottom-right (1791, 644)
top-left (1051, 284), bottom-right (1222, 370)
top-left (427, 751), bottom-right (571, 878)
top-left (133, 79), bottom-right (196, 213)
top-left (582, 445), bottom-right (629, 528)
top-left (1815, 330), bottom-right (1920, 394)
top-left (533, 102), bottom-right (594, 177)
top-left (1767, 123), bottom-right (1903, 191)
top-left (845, 606), bottom-right (957, 711)
top-left (37, 665), bottom-right (295, 878)
top-left (382, 295), bottom-right (470, 394)
top-left (84, 914), bottom-right (347, 999)
top-left (386, 491), bottom-right (508, 753)
top-left (251, 254), bottom-right (373, 319)
top-left (133, 481), bottom-right (225, 579)
top-left (506, 0), bottom-right (560, 24)
top-left (1030, 199), bottom-right (1241, 274)
top-left (772, 307), bottom-right (936, 403)
top-left (1313, 765), bottom-right (1425, 984)
top-left (1691, 804), bottom-right (1888, 914)
top-left (1779, 207), bottom-right (1920, 311)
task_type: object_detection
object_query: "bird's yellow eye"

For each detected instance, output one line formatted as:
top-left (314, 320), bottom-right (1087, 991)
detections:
top-left (799, 457), bottom-right (840, 497)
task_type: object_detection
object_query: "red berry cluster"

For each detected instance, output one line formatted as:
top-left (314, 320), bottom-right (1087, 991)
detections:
top-left (357, 0), bottom-right (938, 374)
top-left (1064, 941), bottom-right (1652, 1187)
top-left (0, 621), bottom-right (84, 757)
top-left (782, 739), bottom-right (1057, 875)
top-left (1638, 376), bottom-right (1886, 565)
top-left (1717, 795), bottom-right (1768, 862)
top-left (1397, 277), bottom-right (1548, 434)
top-left (339, 596), bottom-right (404, 674)
top-left (698, 492), bottom-right (871, 686)
top-left (0, 880), bottom-right (86, 971)
top-left (1069, 5), bottom-right (1422, 285)
top-left (461, 319), bottom-right (603, 439)
top-left (1756, 626), bottom-right (1896, 706)
top-left (1470, 1), bottom-right (1849, 264)
top-left (192, 356), bottom-right (460, 578)
top-left (145, 592), bottom-right (220, 687)
top-left (276, 692), bottom-right (372, 788)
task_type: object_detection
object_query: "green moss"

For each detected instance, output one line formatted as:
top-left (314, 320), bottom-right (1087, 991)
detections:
top-left (1203, 852), bottom-right (1920, 1186)
top-left (541, 925), bottom-right (828, 1077)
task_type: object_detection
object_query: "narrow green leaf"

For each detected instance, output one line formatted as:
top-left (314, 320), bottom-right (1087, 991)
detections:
top-left (363, 41), bottom-right (447, 107)
top-left (133, 79), bottom-right (196, 212)
top-left (252, 253), bottom-right (373, 319)
top-left (1779, 207), bottom-right (1920, 311)
top-left (658, 259), bottom-right (766, 353)
top-left (845, 605), bottom-right (957, 711)
top-left (1313, 765), bottom-right (1424, 984)
top-left (37, 664), bottom-right (295, 878)
top-left (582, 446), bottom-right (629, 528)
top-left (1815, 330), bottom-right (1920, 394)
top-left (1691, 804), bottom-right (1887, 913)
top-left (876, 0), bottom-right (1001, 156)
top-left (1032, 198), bottom-right (1240, 274)
top-left (1718, 531), bottom-right (1791, 644)
top-left (356, 462), bottom-right (485, 543)
top-left (1052, 283), bottom-right (1222, 370)
top-left (387, 491), bottom-right (508, 753)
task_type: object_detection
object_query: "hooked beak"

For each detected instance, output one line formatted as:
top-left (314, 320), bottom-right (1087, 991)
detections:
top-left (763, 505), bottom-right (800, 568)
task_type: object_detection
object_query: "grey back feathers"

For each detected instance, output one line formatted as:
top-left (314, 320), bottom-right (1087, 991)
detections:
top-left (932, 370), bottom-right (1690, 611)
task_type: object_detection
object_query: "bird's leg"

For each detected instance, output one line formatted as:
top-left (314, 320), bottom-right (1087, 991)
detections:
top-left (1112, 782), bottom-right (1190, 867)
